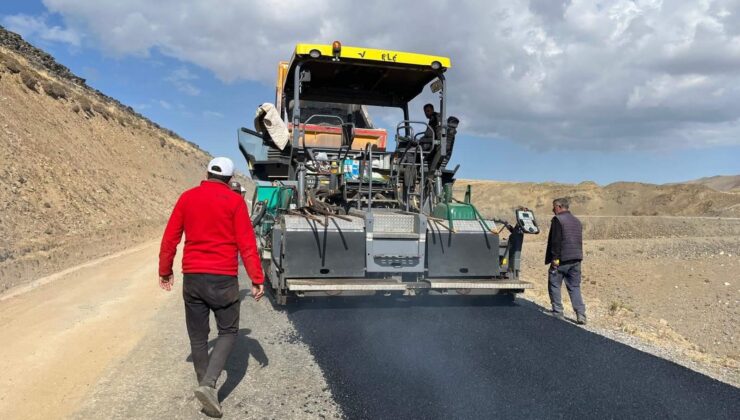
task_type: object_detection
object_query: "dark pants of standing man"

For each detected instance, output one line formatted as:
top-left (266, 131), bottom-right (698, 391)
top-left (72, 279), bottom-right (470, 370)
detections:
top-left (183, 273), bottom-right (240, 388)
top-left (548, 261), bottom-right (586, 316)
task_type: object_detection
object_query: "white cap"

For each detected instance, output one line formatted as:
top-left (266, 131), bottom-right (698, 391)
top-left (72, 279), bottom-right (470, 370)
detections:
top-left (207, 157), bottom-right (234, 177)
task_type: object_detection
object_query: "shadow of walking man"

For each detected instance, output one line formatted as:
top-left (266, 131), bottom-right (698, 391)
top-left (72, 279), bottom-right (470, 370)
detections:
top-left (186, 328), bottom-right (268, 402)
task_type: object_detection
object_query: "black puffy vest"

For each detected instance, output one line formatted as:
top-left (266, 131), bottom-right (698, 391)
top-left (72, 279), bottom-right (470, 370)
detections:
top-left (555, 211), bottom-right (583, 261)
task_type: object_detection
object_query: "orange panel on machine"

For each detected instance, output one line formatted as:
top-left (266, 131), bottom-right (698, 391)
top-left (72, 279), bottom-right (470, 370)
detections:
top-left (289, 124), bottom-right (387, 151)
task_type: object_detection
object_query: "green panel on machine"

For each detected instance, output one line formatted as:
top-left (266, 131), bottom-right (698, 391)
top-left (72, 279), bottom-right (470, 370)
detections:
top-left (253, 185), bottom-right (293, 236)
top-left (255, 185), bottom-right (292, 212)
top-left (433, 184), bottom-right (486, 222)
top-left (432, 202), bottom-right (477, 220)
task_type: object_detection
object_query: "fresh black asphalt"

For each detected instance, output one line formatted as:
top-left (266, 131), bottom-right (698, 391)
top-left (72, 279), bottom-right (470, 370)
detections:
top-left (286, 296), bottom-right (740, 419)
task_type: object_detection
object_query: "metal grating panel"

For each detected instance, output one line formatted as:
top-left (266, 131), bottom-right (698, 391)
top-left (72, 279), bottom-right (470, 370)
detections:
top-left (428, 219), bottom-right (497, 233)
top-left (283, 215), bottom-right (365, 231)
top-left (373, 213), bottom-right (417, 233)
top-left (454, 220), bottom-right (498, 232)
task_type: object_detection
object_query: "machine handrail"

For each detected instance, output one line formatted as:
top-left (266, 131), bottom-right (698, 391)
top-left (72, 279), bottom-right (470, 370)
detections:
top-left (357, 143), bottom-right (375, 209)
top-left (402, 144), bottom-right (425, 212)
top-left (299, 114), bottom-right (345, 150)
top-left (395, 120), bottom-right (436, 143)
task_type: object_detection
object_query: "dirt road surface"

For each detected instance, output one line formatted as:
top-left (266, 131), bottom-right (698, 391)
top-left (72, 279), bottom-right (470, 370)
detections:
top-left (0, 242), bottom-right (340, 420)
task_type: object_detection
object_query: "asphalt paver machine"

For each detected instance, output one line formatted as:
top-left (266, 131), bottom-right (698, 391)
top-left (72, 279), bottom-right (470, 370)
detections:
top-left (239, 42), bottom-right (540, 304)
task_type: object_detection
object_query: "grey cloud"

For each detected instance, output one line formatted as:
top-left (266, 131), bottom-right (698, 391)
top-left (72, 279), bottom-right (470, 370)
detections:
top-left (529, 0), bottom-right (571, 21)
top-left (40, 0), bottom-right (740, 151)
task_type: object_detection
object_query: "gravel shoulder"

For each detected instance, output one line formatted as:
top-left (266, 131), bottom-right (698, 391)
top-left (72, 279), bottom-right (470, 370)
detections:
top-left (71, 267), bottom-right (341, 420)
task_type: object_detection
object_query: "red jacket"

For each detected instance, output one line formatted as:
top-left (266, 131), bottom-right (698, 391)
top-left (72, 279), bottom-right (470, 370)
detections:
top-left (158, 180), bottom-right (265, 284)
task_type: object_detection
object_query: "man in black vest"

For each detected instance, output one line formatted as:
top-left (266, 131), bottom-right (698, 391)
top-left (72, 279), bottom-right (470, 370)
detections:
top-left (544, 197), bottom-right (587, 324)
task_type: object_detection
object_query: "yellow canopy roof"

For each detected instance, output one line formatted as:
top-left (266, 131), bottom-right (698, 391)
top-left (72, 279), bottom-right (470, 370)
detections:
top-left (295, 43), bottom-right (451, 69)
top-left (284, 43), bottom-right (451, 107)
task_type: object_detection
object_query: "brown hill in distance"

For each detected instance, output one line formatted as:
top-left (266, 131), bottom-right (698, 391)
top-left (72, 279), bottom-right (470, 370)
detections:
top-left (685, 175), bottom-right (740, 193)
top-left (455, 179), bottom-right (740, 221)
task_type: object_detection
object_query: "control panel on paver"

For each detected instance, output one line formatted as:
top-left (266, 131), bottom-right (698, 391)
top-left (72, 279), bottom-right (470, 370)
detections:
top-left (516, 210), bottom-right (539, 234)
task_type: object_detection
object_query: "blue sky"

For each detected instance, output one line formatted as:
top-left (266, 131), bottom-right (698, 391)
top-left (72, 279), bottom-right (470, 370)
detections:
top-left (2, 1), bottom-right (738, 184)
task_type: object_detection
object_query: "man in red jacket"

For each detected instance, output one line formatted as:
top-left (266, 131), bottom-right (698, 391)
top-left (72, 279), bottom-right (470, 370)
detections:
top-left (159, 157), bottom-right (264, 417)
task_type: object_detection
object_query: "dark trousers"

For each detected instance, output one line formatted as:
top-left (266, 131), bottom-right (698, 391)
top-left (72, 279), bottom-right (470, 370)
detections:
top-left (548, 261), bottom-right (586, 316)
top-left (183, 273), bottom-right (240, 388)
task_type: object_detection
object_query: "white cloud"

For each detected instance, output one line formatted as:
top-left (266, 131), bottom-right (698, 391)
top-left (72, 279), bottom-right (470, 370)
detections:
top-left (165, 66), bottom-right (200, 96)
top-left (37, 0), bottom-right (740, 151)
top-left (1, 13), bottom-right (81, 46)
top-left (203, 110), bottom-right (224, 118)
top-left (158, 100), bottom-right (172, 110)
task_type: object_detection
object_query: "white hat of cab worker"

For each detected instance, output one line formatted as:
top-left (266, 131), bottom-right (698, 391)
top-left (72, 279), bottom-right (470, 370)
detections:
top-left (207, 157), bottom-right (234, 177)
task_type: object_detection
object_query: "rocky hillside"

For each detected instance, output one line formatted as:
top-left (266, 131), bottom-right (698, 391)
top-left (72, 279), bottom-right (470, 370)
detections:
top-left (0, 26), bottom-right (213, 291)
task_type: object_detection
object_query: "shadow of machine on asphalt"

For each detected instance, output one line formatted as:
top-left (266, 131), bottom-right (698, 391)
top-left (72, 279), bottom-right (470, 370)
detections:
top-left (283, 292), bottom-right (590, 328)
top-left (185, 328), bottom-right (268, 401)
top-left (279, 293), bottom-right (521, 313)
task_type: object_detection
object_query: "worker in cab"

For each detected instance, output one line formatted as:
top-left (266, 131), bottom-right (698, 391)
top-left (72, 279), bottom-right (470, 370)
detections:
top-left (423, 103), bottom-right (440, 139)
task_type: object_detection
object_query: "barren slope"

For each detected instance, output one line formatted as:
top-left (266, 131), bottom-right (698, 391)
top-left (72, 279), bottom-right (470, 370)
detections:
top-left (0, 28), bottom-right (212, 291)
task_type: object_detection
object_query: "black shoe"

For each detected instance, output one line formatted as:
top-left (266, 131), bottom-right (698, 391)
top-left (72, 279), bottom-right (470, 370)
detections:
top-left (577, 314), bottom-right (587, 325)
top-left (194, 385), bottom-right (222, 418)
top-left (542, 310), bottom-right (565, 320)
